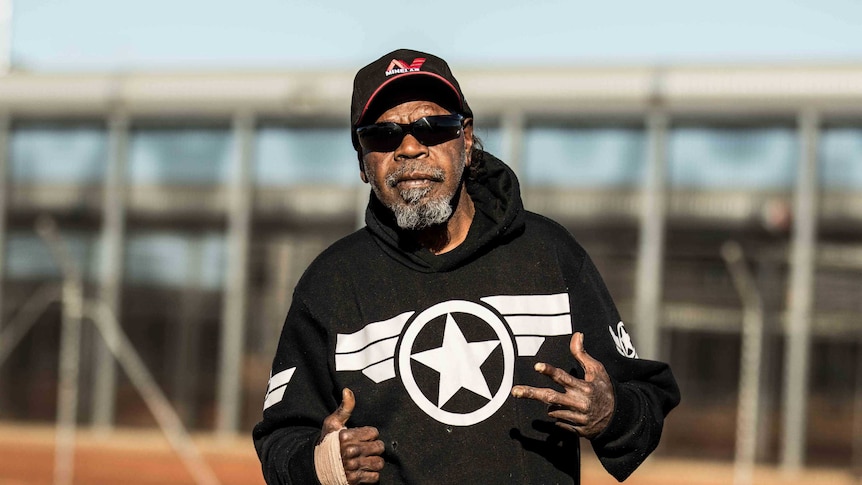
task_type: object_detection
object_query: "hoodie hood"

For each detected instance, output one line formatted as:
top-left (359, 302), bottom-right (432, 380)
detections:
top-left (364, 151), bottom-right (526, 273)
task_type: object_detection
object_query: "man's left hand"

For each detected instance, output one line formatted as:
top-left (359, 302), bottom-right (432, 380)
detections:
top-left (511, 332), bottom-right (615, 439)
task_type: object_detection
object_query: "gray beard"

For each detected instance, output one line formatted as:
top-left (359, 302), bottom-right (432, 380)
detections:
top-left (365, 154), bottom-right (466, 230)
top-left (390, 187), bottom-right (453, 230)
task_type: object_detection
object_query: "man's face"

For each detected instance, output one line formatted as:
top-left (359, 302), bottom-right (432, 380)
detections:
top-left (360, 100), bottom-right (473, 230)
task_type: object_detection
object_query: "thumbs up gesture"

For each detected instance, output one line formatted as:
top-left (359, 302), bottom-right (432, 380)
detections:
top-left (511, 332), bottom-right (615, 439)
top-left (319, 388), bottom-right (385, 484)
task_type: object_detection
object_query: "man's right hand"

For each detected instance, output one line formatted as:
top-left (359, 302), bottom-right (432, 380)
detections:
top-left (319, 388), bottom-right (385, 484)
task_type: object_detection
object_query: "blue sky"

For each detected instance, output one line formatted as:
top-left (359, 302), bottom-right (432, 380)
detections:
top-left (8, 0), bottom-right (862, 71)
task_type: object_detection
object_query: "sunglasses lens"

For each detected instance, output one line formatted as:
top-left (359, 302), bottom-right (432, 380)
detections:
top-left (414, 115), bottom-right (463, 146)
top-left (356, 114), bottom-right (464, 152)
top-left (357, 123), bottom-right (404, 152)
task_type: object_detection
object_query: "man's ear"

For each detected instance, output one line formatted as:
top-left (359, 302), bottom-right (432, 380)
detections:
top-left (357, 151), bottom-right (368, 183)
top-left (463, 118), bottom-right (474, 166)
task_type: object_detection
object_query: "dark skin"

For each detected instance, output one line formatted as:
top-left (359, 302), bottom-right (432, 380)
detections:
top-left (511, 332), bottom-right (616, 440)
top-left (323, 338), bottom-right (616, 483)
top-left (319, 389), bottom-right (385, 484)
top-left (359, 100), bottom-right (475, 255)
top-left (318, 101), bottom-right (615, 483)
top-left (318, 99), bottom-right (476, 485)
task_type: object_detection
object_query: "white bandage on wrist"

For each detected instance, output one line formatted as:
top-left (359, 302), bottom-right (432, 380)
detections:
top-left (314, 430), bottom-right (349, 485)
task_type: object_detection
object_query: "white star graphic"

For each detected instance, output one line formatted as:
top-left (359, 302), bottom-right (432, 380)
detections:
top-left (410, 313), bottom-right (500, 409)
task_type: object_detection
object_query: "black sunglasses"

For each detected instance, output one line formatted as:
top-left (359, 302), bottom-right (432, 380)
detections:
top-left (356, 114), bottom-right (465, 152)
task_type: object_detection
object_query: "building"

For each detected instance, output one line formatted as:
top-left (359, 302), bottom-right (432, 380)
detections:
top-left (1, 63), bottom-right (861, 471)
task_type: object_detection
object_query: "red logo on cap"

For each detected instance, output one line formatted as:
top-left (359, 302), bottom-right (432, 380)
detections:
top-left (385, 58), bottom-right (426, 76)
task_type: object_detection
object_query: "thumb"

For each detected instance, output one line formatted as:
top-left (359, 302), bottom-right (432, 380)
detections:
top-left (323, 388), bottom-right (355, 433)
top-left (570, 332), bottom-right (599, 380)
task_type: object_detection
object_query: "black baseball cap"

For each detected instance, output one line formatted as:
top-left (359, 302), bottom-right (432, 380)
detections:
top-left (350, 48), bottom-right (473, 151)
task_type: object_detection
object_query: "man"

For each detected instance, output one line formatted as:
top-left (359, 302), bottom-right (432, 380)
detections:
top-left (253, 48), bottom-right (680, 484)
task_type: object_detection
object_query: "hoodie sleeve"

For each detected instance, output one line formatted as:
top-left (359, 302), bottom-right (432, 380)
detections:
top-left (567, 254), bottom-right (681, 482)
top-left (252, 296), bottom-right (338, 485)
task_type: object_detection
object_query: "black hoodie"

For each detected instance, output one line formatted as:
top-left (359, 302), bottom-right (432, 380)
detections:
top-left (253, 153), bottom-right (680, 484)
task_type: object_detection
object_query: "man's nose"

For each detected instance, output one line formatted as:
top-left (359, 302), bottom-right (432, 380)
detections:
top-left (394, 133), bottom-right (428, 160)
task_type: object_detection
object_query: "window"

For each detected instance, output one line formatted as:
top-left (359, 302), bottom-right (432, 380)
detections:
top-left (523, 125), bottom-right (645, 187)
top-left (9, 123), bottom-right (106, 184)
top-left (4, 230), bottom-right (100, 281)
top-left (124, 232), bottom-right (226, 289)
top-left (821, 127), bottom-right (862, 190)
top-left (255, 125), bottom-right (358, 186)
top-left (669, 127), bottom-right (797, 189)
top-left (128, 127), bottom-right (232, 185)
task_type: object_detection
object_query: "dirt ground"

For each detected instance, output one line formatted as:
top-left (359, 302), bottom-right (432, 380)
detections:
top-left (0, 423), bottom-right (857, 485)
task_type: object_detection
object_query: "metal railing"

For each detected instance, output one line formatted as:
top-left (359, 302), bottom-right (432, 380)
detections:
top-left (0, 216), bottom-right (222, 485)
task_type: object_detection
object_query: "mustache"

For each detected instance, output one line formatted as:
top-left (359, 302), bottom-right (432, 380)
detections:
top-left (385, 162), bottom-right (445, 188)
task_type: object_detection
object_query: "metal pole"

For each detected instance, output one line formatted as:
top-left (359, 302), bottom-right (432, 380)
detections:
top-left (781, 109), bottom-right (819, 474)
top-left (0, 113), bottom-right (9, 326)
top-left (722, 241), bottom-right (765, 485)
top-left (852, 340), bottom-right (862, 480)
top-left (54, 279), bottom-right (83, 485)
top-left (500, 109), bottom-right (525, 176)
top-left (92, 112), bottom-right (128, 430)
top-left (634, 112), bottom-right (668, 360)
top-left (216, 112), bottom-right (254, 435)
top-left (36, 217), bottom-right (84, 485)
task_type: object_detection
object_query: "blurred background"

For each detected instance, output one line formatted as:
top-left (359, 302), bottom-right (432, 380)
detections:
top-left (1, 0), bottom-right (862, 484)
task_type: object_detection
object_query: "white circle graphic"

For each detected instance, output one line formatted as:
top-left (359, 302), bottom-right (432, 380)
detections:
top-left (398, 300), bottom-right (515, 426)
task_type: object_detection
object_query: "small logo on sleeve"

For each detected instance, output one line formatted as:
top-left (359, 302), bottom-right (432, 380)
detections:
top-left (609, 321), bottom-right (638, 358)
top-left (263, 367), bottom-right (296, 410)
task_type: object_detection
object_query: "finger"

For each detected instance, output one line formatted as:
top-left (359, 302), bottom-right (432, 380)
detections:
top-left (511, 385), bottom-right (573, 406)
top-left (532, 361), bottom-right (585, 390)
top-left (345, 468), bottom-right (381, 484)
top-left (335, 388), bottom-right (356, 424)
top-left (512, 382), bottom-right (590, 403)
top-left (511, 384), bottom-right (548, 401)
top-left (570, 332), bottom-right (602, 381)
top-left (554, 420), bottom-right (587, 436)
top-left (323, 388), bottom-right (355, 433)
top-left (547, 408), bottom-right (590, 426)
top-left (340, 427), bottom-right (381, 447)
top-left (343, 452), bottom-right (384, 484)
top-left (341, 438), bottom-right (386, 460)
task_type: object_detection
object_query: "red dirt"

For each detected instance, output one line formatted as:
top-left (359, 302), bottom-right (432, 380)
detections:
top-left (0, 423), bottom-right (856, 485)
